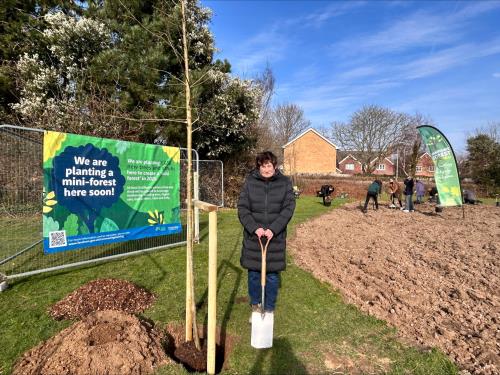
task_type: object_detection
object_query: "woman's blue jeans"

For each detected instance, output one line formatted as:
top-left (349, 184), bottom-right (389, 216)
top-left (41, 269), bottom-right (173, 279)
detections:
top-left (405, 194), bottom-right (414, 211)
top-left (248, 270), bottom-right (279, 312)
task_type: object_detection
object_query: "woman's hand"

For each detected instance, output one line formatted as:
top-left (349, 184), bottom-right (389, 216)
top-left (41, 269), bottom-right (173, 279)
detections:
top-left (255, 228), bottom-right (266, 238)
top-left (263, 229), bottom-right (274, 240)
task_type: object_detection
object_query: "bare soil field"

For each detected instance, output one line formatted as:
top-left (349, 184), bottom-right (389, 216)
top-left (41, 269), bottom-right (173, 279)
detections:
top-left (290, 203), bottom-right (499, 375)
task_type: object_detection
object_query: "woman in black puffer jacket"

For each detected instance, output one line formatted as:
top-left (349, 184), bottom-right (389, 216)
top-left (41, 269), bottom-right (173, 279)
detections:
top-left (238, 151), bottom-right (296, 316)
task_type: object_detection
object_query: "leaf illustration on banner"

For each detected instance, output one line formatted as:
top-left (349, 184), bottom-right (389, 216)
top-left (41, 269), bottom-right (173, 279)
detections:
top-left (79, 222), bottom-right (89, 235)
top-left (100, 218), bottom-right (119, 233)
top-left (43, 191), bottom-right (58, 213)
top-left (162, 146), bottom-right (180, 162)
top-left (148, 210), bottom-right (164, 225)
top-left (43, 131), bottom-right (67, 162)
top-left (115, 140), bottom-right (130, 154)
top-left (171, 206), bottom-right (180, 222)
top-left (43, 216), bottom-right (60, 237)
top-left (64, 214), bottom-right (79, 236)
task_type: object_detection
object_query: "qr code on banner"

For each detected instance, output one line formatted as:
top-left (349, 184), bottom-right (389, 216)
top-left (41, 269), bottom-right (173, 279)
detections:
top-left (49, 230), bottom-right (67, 248)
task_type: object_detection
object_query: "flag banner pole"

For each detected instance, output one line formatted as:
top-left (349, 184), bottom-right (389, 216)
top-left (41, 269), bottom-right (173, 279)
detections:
top-left (417, 125), bottom-right (464, 218)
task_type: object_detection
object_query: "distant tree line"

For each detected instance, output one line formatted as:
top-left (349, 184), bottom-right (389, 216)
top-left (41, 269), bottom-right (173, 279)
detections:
top-left (329, 106), bottom-right (430, 175)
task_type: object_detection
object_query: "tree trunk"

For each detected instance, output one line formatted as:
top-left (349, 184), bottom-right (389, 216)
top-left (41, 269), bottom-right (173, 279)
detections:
top-left (181, 0), bottom-right (200, 350)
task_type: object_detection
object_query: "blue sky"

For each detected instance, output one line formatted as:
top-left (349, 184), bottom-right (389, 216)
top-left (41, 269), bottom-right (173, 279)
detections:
top-left (203, 0), bottom-right (500, 153)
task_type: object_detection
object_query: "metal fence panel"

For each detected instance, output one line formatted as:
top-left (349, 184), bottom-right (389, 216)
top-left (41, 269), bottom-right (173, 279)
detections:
top-left (0, 125), bottom-right (221, 280)
top-left (198, 160), bottom-right (224, 207)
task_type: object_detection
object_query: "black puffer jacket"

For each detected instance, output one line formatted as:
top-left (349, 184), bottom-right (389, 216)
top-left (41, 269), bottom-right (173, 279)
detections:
top-left (238, 169), bottom-right (296, 272)
top-left (404, 177), bottom-right (414, 195)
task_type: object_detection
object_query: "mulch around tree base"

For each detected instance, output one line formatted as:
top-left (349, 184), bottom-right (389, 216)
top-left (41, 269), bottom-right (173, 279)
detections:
top-left (49, 278), bottom-right (156, 320)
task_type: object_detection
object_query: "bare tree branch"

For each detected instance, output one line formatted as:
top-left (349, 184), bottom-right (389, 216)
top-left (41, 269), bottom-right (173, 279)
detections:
top-left (272, 103), bottom-right (311, 146)
top-left (104, 114), bottom-right (186, 123)
top-left (118, 0), bottom-right (184, 63)
top-left (332, 105), bottom-right (415, 174)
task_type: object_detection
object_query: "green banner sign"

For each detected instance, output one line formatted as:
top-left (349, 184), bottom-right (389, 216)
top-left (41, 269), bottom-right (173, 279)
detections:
top-left (43, 131), bottom-right (181, 253)
top-left (417, 125), bottom-right (462, 207)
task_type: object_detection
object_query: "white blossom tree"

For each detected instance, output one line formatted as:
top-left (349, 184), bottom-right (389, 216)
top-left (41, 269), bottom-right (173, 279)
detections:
top-left (11, 12), bottom-right (111, 133)
top-left (194, 70), bottom-right (261, 158)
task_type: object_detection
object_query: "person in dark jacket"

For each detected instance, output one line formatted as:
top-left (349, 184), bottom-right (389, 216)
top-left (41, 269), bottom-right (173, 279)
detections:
top-left (428, 185), bottom-right (439, 203)
top-left (362, 179), bottom-right (382, 213)
top-left (238, 151), bottom-right (296, 318)
top-left (403, 176), bottom-right (415, 212)
top-left (463, 189), bottom-right (481, 204)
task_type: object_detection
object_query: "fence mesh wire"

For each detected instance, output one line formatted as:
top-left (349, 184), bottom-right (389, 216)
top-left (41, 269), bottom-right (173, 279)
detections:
top-left (198, 160), bottom-right (224, 207)
top-left (0, 126), bottom-right (222, 279)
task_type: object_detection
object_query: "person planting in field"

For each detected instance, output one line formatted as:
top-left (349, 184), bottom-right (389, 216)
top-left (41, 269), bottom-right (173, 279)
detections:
top-left (238, 151), bottom-right (296, 321)
top-left (362, 180), bottom-right (382, 213)
top-left (388, 178), bottom-right (403, 208)
top-left (428, 185), bottom-right (439, 203)
top-left (463, 189), bottom-right (482, 205)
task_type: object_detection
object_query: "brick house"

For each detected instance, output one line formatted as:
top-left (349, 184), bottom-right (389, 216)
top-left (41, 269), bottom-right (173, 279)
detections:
top-left (415, 152), bottom-right (435, 178)
top-left (337, 154), bottom-right (363, 175)
top-left (282, 128), bottom-right (337, 175)
top-left (370, 156), bottom-right (395, 176)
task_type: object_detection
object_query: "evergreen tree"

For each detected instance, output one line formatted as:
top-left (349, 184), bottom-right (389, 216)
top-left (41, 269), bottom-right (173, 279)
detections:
top-left (466, 133), bottom-right (500, 194)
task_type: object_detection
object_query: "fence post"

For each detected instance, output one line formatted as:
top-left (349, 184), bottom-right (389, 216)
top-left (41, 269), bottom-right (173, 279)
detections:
top-left (207, 208), bottom-right (217, 374)
top-left (220, 160), bottom-right (224, 207)
top-left (194, 171), bottom-right (200, 242)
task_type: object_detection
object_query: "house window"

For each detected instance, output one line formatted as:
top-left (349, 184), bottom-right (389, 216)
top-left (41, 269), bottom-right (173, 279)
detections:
top-left (377, 164), bottom-right (385, 171)
top-left (428, 166), bottom-right (435, 172)
top-left (416, 166), bottom-right (422, 172)
top-left (345, 163), bottom-right (354, 170)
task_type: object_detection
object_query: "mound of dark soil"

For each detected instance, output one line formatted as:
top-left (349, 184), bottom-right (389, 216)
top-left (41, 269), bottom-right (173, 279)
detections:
top-left (174, 341), bottom-right (208, 372)
top-left (12, 310), bottom-right (171, 375)
top-left (165, 322), bottom-right (236, 374)
top-left (49, 279), bottom-right (156, 320)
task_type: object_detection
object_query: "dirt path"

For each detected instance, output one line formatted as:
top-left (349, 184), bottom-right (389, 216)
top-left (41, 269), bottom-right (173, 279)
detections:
top-left (290, 203), bottom-right (499, 375)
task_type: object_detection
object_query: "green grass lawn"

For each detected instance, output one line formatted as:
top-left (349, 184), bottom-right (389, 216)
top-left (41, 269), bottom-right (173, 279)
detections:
top-left (0, 196), bottom-right (457, 375)
top-left (479, 197), bottom-right (498, 206)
